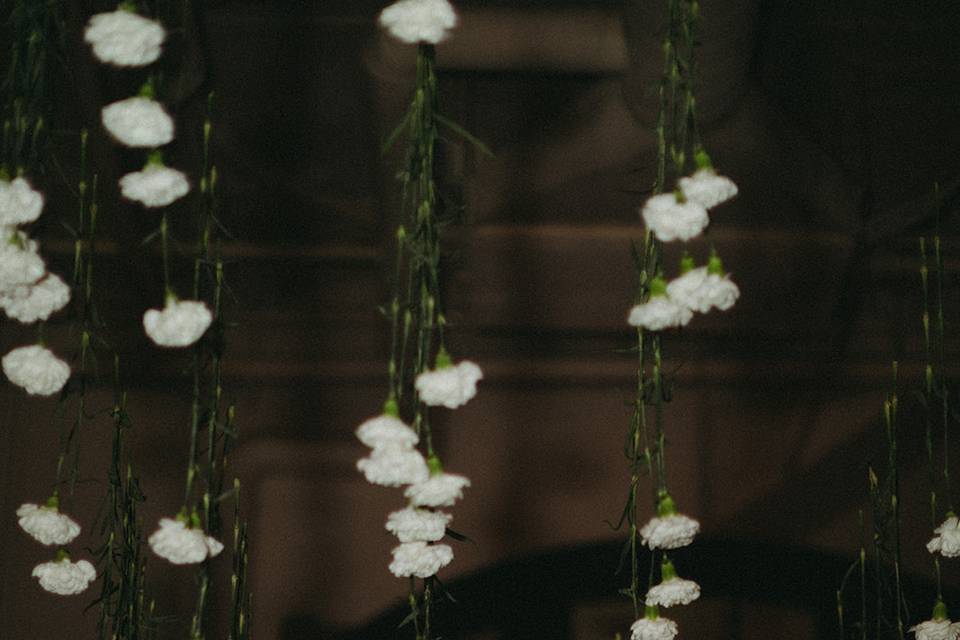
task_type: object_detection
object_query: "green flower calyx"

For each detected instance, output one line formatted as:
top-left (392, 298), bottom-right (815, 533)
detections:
top-left (694, 147), bottom-right (713, 171)
top-left (707, 253), bottom-right (725, 276)
top-left (933, 599), bottom-right (949, 622)
top-left (434, 347), bottom-right (452, 370)
top-left (673, 188), bottom-right (687, 204)
top-left (657, 493), bottom-right (678, 517)
top-left (383, 397), bottom-right (400, 418)
top-left (146, 149), bottom-right (165, 167)
top-left (427, 454), bottom-right (444, 476)
top-left (679, 253), bottom-right (696, 274)
top-left (55, 548), bottom-right (71, 562)
top-left (644, 605), bottom-right (660, 620)
top-left (649, 276), bottom-right (668, 298)
top-left (660, 558), bottom-right (678, 582)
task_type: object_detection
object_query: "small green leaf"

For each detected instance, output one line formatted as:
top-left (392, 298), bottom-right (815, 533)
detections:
top-left (435, 113), bottom-right (494, 158)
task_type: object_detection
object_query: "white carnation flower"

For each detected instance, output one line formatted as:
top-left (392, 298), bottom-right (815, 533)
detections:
top-left (0, 177), bottom-right (43, 226)
top-left (415, 359), bottom-right (483, 409)
top-left (928, 516), bottom-right (960, 558)
top-left (3, 345), bottom-right (70, 396)
top-left (32, 557), bottom-right (96, 596)
top-left (148, 517), bottom-right (224, 565)
top-left (120, 164), bottom-right (190, 207)
top-left (702, 273), bottom-right (739, 311)
top-left (17, 503), bottom-right (81, 545)
top-left (379, 0), bottom-right (457, 44)
top-left (911, 619), bottom-right (960, 640)
top-left (386, 507), bottom-right (451, 542)
top-left (143, 298), bottom-right (212, 347)
top-left (405, 472), bottom-right (471, 508)
top-left (101, 97), bottom-right (174, 148)
top-left (641, 192), bottom-right (709, 242)
top-left (630, 615), bottom-right (678, 640)
top-left (84, 9), bottom-right (165, 67)
top-left (645, 577), bottom-right (701, 607)
top-left (389, 541), bottom-right (454, 578)
top-left (357, 445), bottom-right (429, 487)
top-left (627, 296), bottom-right (692, 331)
top-left (0, 230), bottom-right (46, 293)
top-left (666, 267), bottom-right (710, 313)
top-left (0, 273), bottom-right (71, 323)
top-left (356, 413), bottom-right (419, 449)
top-left (678, 168), bottom-right (738, 209)
top-left (640, 513), bottom-right (700, 550)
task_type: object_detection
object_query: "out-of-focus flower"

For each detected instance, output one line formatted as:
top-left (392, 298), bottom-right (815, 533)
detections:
top-left (415, 354), bottom-right (482, 409)
top-left (0, 177), bottom-right (44, 226)
top-left (928, 516), bottom-right (960, 558)
top-left (388, 541), bottom-right (454, 578)
top-left (379, 0), bottom-right (457, 44)
top-left (641, 191), bottom-right (709, 242)
top-left (405, 471), bottom-right (471, 508)
top-left (120, 162), bottom-right (189, 208)
top-left (101, 96), bottom-right (174, 148)
top-left (0, 273), bottom-right (71, 323)
top-left (386, 507), bottom-right (451, 542)
top-left (17, 502), bottom-right (81, 546)
top-left (148, 517), bottom-right (224, 565)
top-left (84, 7), bottom-right (165, 67)
top-left (143, 297), bottom-right (212, 347)
top-left (2, 344), bottom-right (70, 396)
top-left (32, 555), bottom-right (96, 595)
top-left (357, 445), bottom-right (430, 487)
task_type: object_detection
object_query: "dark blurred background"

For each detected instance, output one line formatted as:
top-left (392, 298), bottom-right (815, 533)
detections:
top-left (2, 1), bottom-right (960, 638)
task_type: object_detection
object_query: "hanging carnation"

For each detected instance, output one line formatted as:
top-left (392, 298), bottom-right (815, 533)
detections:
top-left (677, 149), bottom-right (738, 210)
top-left (386, 507), bottom-right (451, 542)
top-left (0, 273), bottom-right (71, 323)
top-left (415, 351), bottom-right (483, 409)
top-left (911, 602), bottom-right (960, 640)
top-left (143, 296), bottom-right (212, 347)
top-left (84, 7), bottom-right (166, 67)
top-left (641, 494), bottom-right (700, 550)
top-left (2, 345), bottom-right (70, 396)
top-left (389, 541), bottom-right (454, 578)
top-left (630, 608), bottom-right (679, 640)
top-left (101, 96), bottom-right (174, 148)
top-left (17, 502), bottom-right (81, 546)
top-left (640, 513), bottom-right (700, 550)
top-left (667, 254), bottom-right (739, 314)
top-left (0, 176), bottom-right (44, 226)
top-left (678, 169), bottom-right (738, 210)
top-left (628, 276), bottom-right (692, 331)
top-left (405, 471), bottom-right (471, 508)
top-left (379, 0), bottom-right (458, 45)
top-left (644, 560), bottom-right (700, 607)
top-left (641, 191), bottom-right (709, 242)
top-left (148, 517), bottom-right (224, 565)
top-left (357, 445), bottom-right (429, 487)
top-left (0, 231), bottom-right (46, 293)
top-left (927, 515), bottom-right (960, 558)
top-left (31, 555), bottom-right (96, 596)
top-left (356, 412), bottom-right (419, 449)
top-left (119, 160), bottom-right (190, 208)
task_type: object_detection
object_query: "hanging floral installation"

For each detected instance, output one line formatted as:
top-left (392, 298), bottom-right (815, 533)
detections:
top-left (356, 0), bottom-right (490, 637)
top-left (2, 0), bottom-right (250, 637)
top-left (618, 0), bottom-right (740, 638)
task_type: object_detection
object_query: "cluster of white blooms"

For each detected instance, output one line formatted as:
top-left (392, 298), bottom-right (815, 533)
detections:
top-left (628, 498), bottom-right (701, 637)
top-left (629, 253), bottom-right (739, 333)
top-left (18, 499), bottom-right (95, 595)
top-left (148, 516), bottom-right (224, 565)
top-left (357, 386), bottom-right (474, 579)
top-left (86, 6), bottom-right (199, 346)
top-left (631, 151), bottom-right (739, 333)
top-left (143, 296), bottom-right (213, 348)
top-left (379, 0), bottom-right (458, 44)
top-left (0, 176), bottom-right (72, 395)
